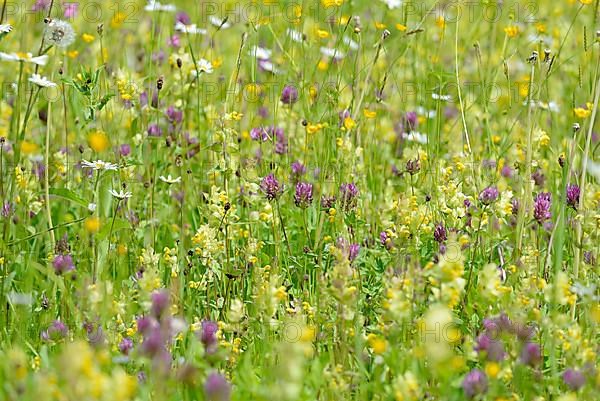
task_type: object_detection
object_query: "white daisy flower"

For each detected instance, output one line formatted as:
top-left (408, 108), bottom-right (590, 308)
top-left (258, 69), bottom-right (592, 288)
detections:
top-left (248, 46), bottom-right (272, 60)
top-left (381, 0), bottom-right (402, 8)
top-left (109, 189), bottom-right (132, 200)
top-left (29, 74), bottom-right (56, 88)
top-left (209, 16), bottom-right (231, 29)
top-left (193, 58), bottom-right (213, 75)
top-left (432, 93), bottom-right (451, 101)
top-left (0, 52), bottom-right (49, 65)
top-left (88, 203), bottom-right (97, 212)
top-left (44, 19), bottom-right (75, 48)
top-left (258, 59), bottom-right (278, 74)
top-left (586, 157), bottom-right (600, 182)
top-left (81, 160), bottom-right (119, 171)
top-left (401, 131), bottom-right (428, 144)
top-left (286, 28), bottom-right (304, 43)
top-left (0, 24), bottom-right (13, 34)
top-left (343, 36), bottom-right (359, 51)
top-left (320, 47), bottom-right (345, 59)
top-left (145, 0), bottom-right (176, 12)
top-left (159, 175), bottom-right (182, 184)
top-left (174, 21), bottom-right (207, 35)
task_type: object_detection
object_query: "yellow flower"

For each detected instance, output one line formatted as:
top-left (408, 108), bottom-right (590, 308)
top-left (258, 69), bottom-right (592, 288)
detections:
top-left (84, 217), bottom-right (101, 234)
top-left (343, 116), bottom-right (356, 130)
top-left (574, 107), bottom-right (591, 118)
top-left (367, 334), bottom-right (387, 354)
top-left (321, 0), bottom-right (343, 6)
top-left (485, 362), bottom-right (501, 378)
top-left (396, 23), bottom-right (407, 32)
top-left (580, 0), bottom-right (593, 4)
top-left (504, 26), bottom-right (519, 38)
top-left (316, 29), bottom-right (330, 39)
top-left (20, 140), bottom-right (39, 155)
top-left (88, 130), bottom-right (110, 152)
top-left (67, 50), bottom-right (79, 59)
top-left (111, 12), bottom-right (126, 29)
top-left (375, 22), bottom-right (387, 30)
top-left (82, 33), bottom-right (95, 43)
top-left (363, 109), bottom-right (377, 118)
top-left (435, 16), bottom-right (445, 29)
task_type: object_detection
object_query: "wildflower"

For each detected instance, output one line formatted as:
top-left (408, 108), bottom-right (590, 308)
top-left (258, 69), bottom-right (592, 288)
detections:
top-left (166, 106), bottom-right (183, 124)
top-left (199, 320), bottom-right (219, 354)
top-left (174, 21), bottom-right (207, 35)
top-left (1, 202), bottom-right (12, 218)
top-left (88, 130), bottom-right (110, 152)
top-left (209, 16), bottom-right (231, 29)
top-left (287, 28), bottom-right (304, 43)
top-left (532, 169), bottom-right (545, 187)
top-left (405, 111), bottom-right (418, 131)
top-left (504, 25), bottom-right (519, 38)
top-left (109, 189), bottom-right (132, 200)
top-left (563, 369), bottom-right (586, 391)
top-left (0, 52), bottom-right (48, 65)
top-left (520, 342), bottom-right (542, 366)
top-left (84, 217), bottom-right (101, 233)
top-left (290, 161), bottom-right (306, 181)
top-left (260, 174), bottom-right (281, 201)
top-left (119, 337), bottom-right (133, 355)
top-left (274, 127), bottom-right (288, 154)
top-left (119, 144), bottom-right (131, 157)
top-left (320, 195), bottom-right (336, 209)
top-left (144, 0), bottom-right (176, 12)
top-left (478, 186), bottom-right (499, 205)
top-left (339, 183), bottom-right (359, 212)
top-left (176, 12), bottom-right (191, 25)
top-left (148, 124), bottom-right (163, 137)
top-left (150, 290), bottom-right (170, 318)
top-left (574, 106), bottom-right (591, 119)
top-left (433, 222), bottom-right (447, 243)
top-left (320, 46), bottom-right (345, 60)
top-left (0, 24), bottom-right (13, 35)
top-left (281, 85), bottom-right (299, 105)
top-left (159, 175), bottom-right (182, 184)
top-left (44, 19), bottom-right (75, 48)
top-left (294, 182), bottom-right (313, 208)
top-left (63, 2), bottom-right (78, 18)
top-left (52, 254), bottom-right (75, 274)
top-left (462, 369), bottom-right (488, 398)
top-left (41, 320), bottom-right (68, 342)
top-left (204, 372), bottom-right (231, 401)
top-left (475, 334), bottom-right (505, 362)
top-left (406, 158), bottom-right (420, 175)
top-left (566, 184), bottom-right (581, 210)
top-left (81, 160), bottom-right (118, 171)
top-left (195, 59), bottom-right (214, 74)
top-left (533, 192), bottom-right (552, 224)
top-left (27, 74), bottom-right (56, 88)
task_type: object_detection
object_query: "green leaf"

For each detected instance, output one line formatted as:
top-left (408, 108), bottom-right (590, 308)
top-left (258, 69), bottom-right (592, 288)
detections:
top-left (96, 218), bottom-right (131, 241)
top-left (48, 188), bottom-right (89, 208)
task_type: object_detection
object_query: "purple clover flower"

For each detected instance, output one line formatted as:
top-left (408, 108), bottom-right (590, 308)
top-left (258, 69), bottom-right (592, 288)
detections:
top-left (566, 184), bottom-right (581, 210)
top-left (280, 85), bottom-right (299, 105)
top-left (533, 192), bottom-right (552, 224)
top-left (462, 369), bottom-right (488, 398)
top-left (260, 174), bottom-right (281, 201)
top-left (478, 186), bottom-right (499, 205)
top-left (339, 183), bottom-right (359, 212)
top-left (294, 182), bottom-right (313, 208)
top-left (204, 372), bottom-right (231, 401)
top-left (563, 368), bottom-right (586, 391)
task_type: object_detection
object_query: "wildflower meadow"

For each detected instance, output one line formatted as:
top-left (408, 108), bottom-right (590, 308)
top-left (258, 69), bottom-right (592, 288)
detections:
top-left (0, 0), bottom-right (600, 400)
